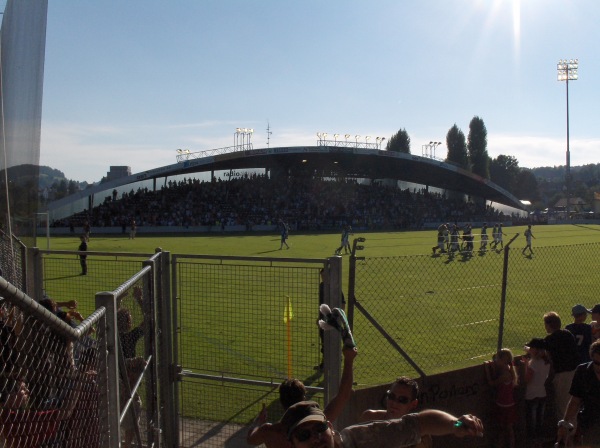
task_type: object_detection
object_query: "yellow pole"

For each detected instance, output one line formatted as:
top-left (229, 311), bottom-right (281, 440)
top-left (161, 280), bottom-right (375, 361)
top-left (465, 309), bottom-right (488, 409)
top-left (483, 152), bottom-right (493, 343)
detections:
top-left (284, 296), bottom-right (293, 377)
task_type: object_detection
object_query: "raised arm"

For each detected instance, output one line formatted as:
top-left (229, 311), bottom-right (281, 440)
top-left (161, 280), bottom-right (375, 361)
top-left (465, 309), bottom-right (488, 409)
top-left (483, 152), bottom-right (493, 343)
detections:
top-left (323, 346), bottom-right (357, 422)
top-left (417, 410), bottom-right (483, 438)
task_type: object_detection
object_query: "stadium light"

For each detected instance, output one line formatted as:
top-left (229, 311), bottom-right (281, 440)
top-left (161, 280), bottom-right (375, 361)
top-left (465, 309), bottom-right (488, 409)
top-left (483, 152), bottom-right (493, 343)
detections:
top-left (355, 135), bottom-right (360, 145)
top-left (557, 58), bottom-right (578, 219)
top-left (334, 133), bottom-right (339, 143)
top-left (344, 134), bottom-right (351, 142)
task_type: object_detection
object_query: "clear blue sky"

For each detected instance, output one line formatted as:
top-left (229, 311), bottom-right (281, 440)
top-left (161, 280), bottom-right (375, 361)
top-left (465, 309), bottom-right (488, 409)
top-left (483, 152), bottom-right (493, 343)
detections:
top-left (39, 0), bottom-right (599, 183)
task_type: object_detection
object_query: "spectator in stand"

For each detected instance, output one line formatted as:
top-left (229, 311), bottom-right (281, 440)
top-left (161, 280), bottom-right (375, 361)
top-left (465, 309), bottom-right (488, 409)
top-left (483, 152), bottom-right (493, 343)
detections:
top-left (117, 287), bottom-right (146, 359)
top-left (247, 347), bottom-right (357, 448)
top-left (521, 338), bottom-right (551, 444)
top-left (121, 356), bottom-right (147, 448)
top-left (543, 311), bottom-right (580, 420)
top-left (1, 364), bottom-right (82, 446)
top-left (556, 340), bottom-right (600, 446)
top-left (565, 304), bottom-right (592, 364)
top-left (65, 348), bottom-right (99, 448)
top-left (359, 376), bottom-right (432, 448)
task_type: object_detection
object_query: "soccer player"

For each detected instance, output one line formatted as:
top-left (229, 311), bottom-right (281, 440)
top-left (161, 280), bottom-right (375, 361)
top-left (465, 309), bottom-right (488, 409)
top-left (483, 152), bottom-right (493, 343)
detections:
top-left (522, 225), bottom-right (535, 255)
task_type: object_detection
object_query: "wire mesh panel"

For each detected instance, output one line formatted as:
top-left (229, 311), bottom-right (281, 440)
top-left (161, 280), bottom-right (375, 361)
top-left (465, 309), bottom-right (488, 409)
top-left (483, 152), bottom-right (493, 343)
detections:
top-left (0, 230), bottom-right (26, 291)
top-left (40, 251), bottom-right (153, 317)
top-left (0, 280), bottom-right (101, 448)
top-left (351, 251), bottom-right (505, 384)
top-left (349, 241), bottom-right (600, 387)
top-left (174, 255), bottom-right (327, 448)
top-left (501, 243), bottom-right (600, 351)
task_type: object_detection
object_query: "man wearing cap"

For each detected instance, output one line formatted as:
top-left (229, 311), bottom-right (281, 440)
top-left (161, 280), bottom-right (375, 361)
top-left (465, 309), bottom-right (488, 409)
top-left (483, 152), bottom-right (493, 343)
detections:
top-left (247, 347), bottom-right (357, 448)
top-left (556, 340), bottom-right (600, 446)
top-left (543, 311), bottom-right (580, 420)
top-left (280, 401), bottom-right (483, 448)
top-left (565, 304), bottom-right (592, 364)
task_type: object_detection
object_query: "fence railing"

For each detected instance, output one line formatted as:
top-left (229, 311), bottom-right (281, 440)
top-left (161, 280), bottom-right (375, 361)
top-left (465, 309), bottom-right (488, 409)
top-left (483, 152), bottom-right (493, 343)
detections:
top-left (0, 275), bottom-right (103, 447)
top-left (4, 235), bottom-right (599, 445)
top-left (346, 238), bottom-right (600, 385)
top-left (1, 248), bottom-right (171, 447)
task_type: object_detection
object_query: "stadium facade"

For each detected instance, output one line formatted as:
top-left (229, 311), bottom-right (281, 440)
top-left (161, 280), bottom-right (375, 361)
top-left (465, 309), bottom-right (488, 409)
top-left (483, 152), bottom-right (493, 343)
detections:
top-left (46, 144), bottom-right (525, 223)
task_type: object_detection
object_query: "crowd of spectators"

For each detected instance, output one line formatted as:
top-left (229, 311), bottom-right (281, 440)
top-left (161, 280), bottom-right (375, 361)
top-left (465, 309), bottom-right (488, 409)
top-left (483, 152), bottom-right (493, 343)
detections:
top-left (52, 175), bottom-right (515, 232)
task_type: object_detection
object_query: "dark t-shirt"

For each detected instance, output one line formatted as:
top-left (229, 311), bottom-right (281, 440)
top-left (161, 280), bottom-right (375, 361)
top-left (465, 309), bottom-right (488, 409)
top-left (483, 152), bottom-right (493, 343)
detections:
top-left (545, 329), bottom-right (579, 373)
top-left (120, 326), bottom-right (144, 359)
top-left (565, 322), bottom-right (592, 363)
top-left (569, 361), bottom-right (600, 431)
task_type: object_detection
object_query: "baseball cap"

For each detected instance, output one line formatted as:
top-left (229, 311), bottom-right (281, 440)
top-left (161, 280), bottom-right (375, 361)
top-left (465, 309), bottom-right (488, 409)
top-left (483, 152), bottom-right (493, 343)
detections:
top-left (524, 338), bottom-right (546, 351)
top-left (572, 304), bottom-right (591, 316)
top-left (280, 401), bottom-right (326, 440)
top-left (591, 304), bottom-right (600, 314)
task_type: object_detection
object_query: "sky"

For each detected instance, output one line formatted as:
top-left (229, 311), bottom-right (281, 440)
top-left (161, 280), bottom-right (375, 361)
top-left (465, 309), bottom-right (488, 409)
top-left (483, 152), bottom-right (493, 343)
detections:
top-left (36, 0), bottom-right (600, 183)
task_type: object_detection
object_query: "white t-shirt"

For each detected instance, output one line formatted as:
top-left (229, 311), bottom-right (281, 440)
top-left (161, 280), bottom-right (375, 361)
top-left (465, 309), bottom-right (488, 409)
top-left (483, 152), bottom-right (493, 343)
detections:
top-left (525, 357), bottom-right (551, 400)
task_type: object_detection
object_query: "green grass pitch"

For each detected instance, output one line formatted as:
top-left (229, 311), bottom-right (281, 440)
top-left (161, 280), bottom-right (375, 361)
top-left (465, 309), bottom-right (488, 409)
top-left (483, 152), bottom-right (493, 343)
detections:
top-left (37, 224), bottom-right (600, 422)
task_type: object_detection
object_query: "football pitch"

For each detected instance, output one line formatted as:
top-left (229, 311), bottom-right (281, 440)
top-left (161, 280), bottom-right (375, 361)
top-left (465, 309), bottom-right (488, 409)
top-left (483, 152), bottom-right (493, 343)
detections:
top-left (42, 223), bottom-right (600, 382)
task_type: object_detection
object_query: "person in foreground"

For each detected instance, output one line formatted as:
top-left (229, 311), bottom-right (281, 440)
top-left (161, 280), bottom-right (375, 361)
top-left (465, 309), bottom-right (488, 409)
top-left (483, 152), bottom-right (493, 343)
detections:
top-left (280, 401), bottom-right (484, 448)
top-left (247, 347), bottom-right (357, 448)
top-left (555, 339), bottom-right (600, 446)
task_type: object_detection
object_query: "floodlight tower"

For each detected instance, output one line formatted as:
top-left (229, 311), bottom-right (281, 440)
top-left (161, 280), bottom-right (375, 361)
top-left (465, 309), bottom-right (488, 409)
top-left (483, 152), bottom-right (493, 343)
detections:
top-left (430, 141), bottom-right (442, 159)
top-left (557, 58), bottom-right (578, 219)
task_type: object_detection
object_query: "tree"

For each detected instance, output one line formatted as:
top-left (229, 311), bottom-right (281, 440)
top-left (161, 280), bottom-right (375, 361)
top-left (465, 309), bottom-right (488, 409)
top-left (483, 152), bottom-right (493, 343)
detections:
top-left (467, 116), bottom-right (489, 178)
top-left (445, 124), bottom-right (468, 169)
top-left (489, 155), bottom-right (520, 192)
top-left (386, 128), bottom-right (411, 154)
top-left (515, 169), bottom-right (539, 201)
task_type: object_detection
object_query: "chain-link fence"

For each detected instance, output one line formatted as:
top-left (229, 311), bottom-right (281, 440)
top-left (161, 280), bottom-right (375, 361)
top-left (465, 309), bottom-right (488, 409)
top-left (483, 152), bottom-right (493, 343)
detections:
top-left (0, 248), bottom-right (170, 448)
top-left (0, 229), bottom-right (26, 291)
top-left (0, 275), bottom-right (101, 447)
top-left (36, 249), bottom-right (155, 317)
top-left (347, 240), bottom-right (600, 386)
top-left (173, 254), bottom-right (342, 448)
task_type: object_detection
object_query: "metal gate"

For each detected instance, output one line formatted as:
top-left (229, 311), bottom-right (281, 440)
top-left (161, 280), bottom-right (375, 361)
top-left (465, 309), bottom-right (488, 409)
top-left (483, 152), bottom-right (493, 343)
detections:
top-left (172, 255), bottom-right (342, 447)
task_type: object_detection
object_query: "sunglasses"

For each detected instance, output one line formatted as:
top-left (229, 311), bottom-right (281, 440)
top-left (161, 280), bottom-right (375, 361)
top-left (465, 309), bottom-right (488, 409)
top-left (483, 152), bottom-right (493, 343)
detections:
top-left (386, 391), bottom-right (412, 404)
top-left (293, 420), bottom-right (329, 442)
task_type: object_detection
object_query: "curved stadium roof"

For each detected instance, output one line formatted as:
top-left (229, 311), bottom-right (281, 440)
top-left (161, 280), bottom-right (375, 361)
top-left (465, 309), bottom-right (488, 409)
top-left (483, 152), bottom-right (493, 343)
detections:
top-left (48, 145), bottom-right (525, 214)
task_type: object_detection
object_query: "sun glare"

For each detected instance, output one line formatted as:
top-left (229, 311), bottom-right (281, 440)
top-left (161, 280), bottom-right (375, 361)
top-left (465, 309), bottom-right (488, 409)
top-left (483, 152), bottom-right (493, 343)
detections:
top-left (512, 0), bottom-right (522, 58)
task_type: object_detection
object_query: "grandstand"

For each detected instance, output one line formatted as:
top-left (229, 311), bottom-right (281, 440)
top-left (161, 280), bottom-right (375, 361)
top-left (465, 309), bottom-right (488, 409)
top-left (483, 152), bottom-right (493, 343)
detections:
top-left (46, 143), bottom-right (525, 229)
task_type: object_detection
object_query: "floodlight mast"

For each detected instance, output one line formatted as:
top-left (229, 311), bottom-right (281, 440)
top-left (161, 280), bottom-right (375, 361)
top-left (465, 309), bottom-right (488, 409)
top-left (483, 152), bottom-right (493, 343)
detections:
top-left (557, 58), bottom-right (578, 219)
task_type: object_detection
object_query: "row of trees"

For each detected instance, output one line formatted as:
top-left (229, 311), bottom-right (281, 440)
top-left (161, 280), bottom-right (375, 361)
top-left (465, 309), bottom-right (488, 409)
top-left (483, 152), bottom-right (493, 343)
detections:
top-left (386, 117), bottom-right (539, 202)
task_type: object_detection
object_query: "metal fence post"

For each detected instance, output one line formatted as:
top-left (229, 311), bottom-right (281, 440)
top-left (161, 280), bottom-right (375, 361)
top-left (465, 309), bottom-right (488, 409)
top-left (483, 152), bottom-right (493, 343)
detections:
top-left (26, 246), bottom-right (42, 299)
top-left (323, 256), bottom-right (343, 404)
top-left (347, 236), bottom-right (366, 329)
top-left (96, 291), bottom-right (121, 447)
top-left (143, 256), bottom-right (159, 447)
top-left (497, 234), bottom-right (519, 353)
top-left (158, 252), bottom-right (179, 448)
